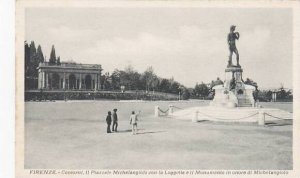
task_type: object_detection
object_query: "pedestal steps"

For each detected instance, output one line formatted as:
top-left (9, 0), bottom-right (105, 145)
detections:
top-left (237, 96), bottom-right (253, 107)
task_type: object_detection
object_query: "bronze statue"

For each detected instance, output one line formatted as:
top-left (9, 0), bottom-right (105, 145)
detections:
top-left (227, 25), bottom-right (240, 67)
top-left (229, 77), bottom-right (236, 91)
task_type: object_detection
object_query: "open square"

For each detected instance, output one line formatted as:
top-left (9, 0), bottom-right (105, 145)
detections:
top-left (25, 101), bottom-right (292, 169)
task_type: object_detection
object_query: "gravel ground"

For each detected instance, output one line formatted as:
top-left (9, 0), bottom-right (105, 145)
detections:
top-left (25, 101), bottom-right (292, 169)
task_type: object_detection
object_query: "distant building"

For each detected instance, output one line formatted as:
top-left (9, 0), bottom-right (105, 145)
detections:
top-left (37, 62), bottom-right (102, 90)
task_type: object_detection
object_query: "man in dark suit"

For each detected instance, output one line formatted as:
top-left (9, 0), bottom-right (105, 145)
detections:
top-left (106, 111), bottom-right (112, 133)
top-left (112, 109), bottom-right (118, 132)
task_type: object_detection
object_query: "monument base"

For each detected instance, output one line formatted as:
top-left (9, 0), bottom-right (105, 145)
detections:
top-left (211, 66), bottom-right (255, 108)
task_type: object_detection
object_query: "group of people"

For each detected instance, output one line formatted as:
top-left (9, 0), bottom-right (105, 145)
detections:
top-left (106, 109), bottom-right (140, 135)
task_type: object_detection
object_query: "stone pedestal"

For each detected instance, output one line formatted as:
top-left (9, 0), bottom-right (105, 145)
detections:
top-left (211, 65), bottom-right (255, 108)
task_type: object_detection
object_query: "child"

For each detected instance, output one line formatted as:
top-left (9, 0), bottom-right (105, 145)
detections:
top-left (130, 111), bottom-right (140, 135)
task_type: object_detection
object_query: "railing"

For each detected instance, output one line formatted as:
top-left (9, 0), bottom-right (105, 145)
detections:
top-left (154, 105), bottom-right (292, 126)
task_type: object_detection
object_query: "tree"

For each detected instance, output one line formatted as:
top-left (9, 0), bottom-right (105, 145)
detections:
top-left (36, 45), bottom-right (44, 63)
top-left (118, 65), bottom-right (141, 90)
top-left (57, 56), bottom-right (61, 65)
top-left (24, 41), bottom-right (30, 76)
top-left (276, 84), bottom-right (292, 101)
top-left (49, 45), bottom-right (56, 64)
top-left (141, 66), bottom-right (158, 91)
top-left (100, 72), bottom-right (112, 90)
top-left (111, 69), bottom-right (121, 90)
top-left (194, 82), bottom-right (209, 98)
top-left (210, 77), bottom-right (224, 88)
top-left (169, 81), bottom-right (180, 94)
top-left (181, 87), bottom-right (190, 100)
top-left (244, 78), bottom-right (258, 89)
top-left (158, 78), bottom-right (171, 93)
top-left (29, 41), bottom-right (36, 57)
top-left (24, 41), bottom-right (39, 89)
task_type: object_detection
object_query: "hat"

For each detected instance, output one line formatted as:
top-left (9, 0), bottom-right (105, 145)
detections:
top-left (113, 108), bottom-right (117, 111)
top-left (230, 25), bottom-right (236, 30)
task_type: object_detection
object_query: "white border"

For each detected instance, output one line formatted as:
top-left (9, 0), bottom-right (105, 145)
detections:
top-left (0, 0), bottom-right (15, 178)
top-left (14, 1), bottom-right (300, 178)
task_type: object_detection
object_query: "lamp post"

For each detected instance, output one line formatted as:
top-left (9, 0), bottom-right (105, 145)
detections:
top-left (121, 85), bottom-right (125, 93)
top-left (178, 86), bottom-right (183, 101)
top-left (64, 88), bottom-right (66, 102)
top-left (39, 88), bottom-right (43, 101)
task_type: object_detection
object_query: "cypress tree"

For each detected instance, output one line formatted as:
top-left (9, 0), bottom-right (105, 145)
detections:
top-left (49, 45), bottom-right (56, 64)
top-left (28, 41), bottom-right (37, 77)
top-left (29, 41), bottom-right (36, 58)
top-left (36, 45), bottom-right (44, 63)
top-left (24, 41), bottom-right (30, 76)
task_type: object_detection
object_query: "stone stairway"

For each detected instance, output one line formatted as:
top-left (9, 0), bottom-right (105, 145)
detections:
top-left (237, 95), bottom-right (253, 107)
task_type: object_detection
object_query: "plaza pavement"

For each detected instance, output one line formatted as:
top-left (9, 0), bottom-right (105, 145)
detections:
top-left (25, 101), bottom-right (292, 169)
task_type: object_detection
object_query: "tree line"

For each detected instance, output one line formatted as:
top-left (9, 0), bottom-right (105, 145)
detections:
top-left (24, 41), bottom-right (292, 101)
top-left (25, 41), bottom-right (60, 89)
top-left (100, 66), bottom-right (226, 100)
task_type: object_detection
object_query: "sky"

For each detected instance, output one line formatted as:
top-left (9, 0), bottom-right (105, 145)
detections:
top-left (25, 7), bottom-right (293, 89)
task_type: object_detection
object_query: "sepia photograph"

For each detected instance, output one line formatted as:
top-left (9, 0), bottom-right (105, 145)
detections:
top-left (15, 0), bottom-right (300, 177)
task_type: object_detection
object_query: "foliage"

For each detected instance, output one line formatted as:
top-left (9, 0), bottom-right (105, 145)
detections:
top-left (25, 41), bottom-right (292, 102)
top-left (49, 45), bottom-right (56, 64)
top-left (25, 41), bottom-right (46, 89)
top-left (108, 66), bottom-right (186, 97)
top-left (57, 56), bottom-right (61, 65)
top-left (25, 91), bottom-right (179, 101)
top-left (210, 77), bottom-right (224, 88)
top-left (244, 78), bottom-right (258, 89)
top-left (194, 82), bottom-right (209, 98)
top-left (256, 86), bottom-right (293, 102)
top-left (276, 85), bottom-right (293, 101)
top-left (181, 87), bottom-right (191, 100)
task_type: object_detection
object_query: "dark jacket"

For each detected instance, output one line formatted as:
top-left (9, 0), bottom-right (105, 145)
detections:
top-left (106, 115), bottom-right (112, 124)
top-left (112, 112), bottom-right (118, 122)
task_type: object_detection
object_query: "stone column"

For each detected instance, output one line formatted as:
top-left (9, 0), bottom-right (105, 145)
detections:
top-left (97, 74), bottom-right (100, 90)
top-left (63, 73), bottom-right (66, 89)
top-left (45, 73), bottom-right (49, 89)
top-left (75, 79), bottom-right (78, 89)
top-left (193, 111), bottom-right (199, 122)
top-left (42, 72), bottom-right (44, 88)
top-left (258, 110), bottom-right (265, 126)
top-left (38, 71), bottom-right (41, 89)
top-left (49, 73), bottom-right (52, 89)
top-left (154, 106), bottom-right (160, 117)
top-left (79, 73), bottom-right (82, 89)
top-left (168, 105), bottom-right (174, 116)
top-left (94, 74), bottom-right (97, 91)
top-left (40, 72), bottom-right (43, 88)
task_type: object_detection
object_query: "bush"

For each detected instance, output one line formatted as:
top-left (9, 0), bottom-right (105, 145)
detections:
top-left (25, 90), bottom-right (179, 101)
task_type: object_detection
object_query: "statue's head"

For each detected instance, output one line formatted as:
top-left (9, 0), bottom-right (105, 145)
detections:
top-left (230, 25), bottom-right (236, 32)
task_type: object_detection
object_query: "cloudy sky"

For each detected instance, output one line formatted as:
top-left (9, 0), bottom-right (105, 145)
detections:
top-left (25, 7), bottom-right (292, 89)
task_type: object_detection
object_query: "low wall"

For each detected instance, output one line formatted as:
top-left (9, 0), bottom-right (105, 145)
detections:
top-left (25, 90), bottom-right (179, 101)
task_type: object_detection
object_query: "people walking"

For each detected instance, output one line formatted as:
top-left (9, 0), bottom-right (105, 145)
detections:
top-left (106, 111), bottom-right (112, 133)
top-left (112, 108), bottom-right (118, 132)
top-left (130, 111), bottom-right (140, 135)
